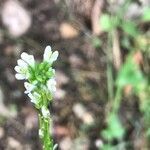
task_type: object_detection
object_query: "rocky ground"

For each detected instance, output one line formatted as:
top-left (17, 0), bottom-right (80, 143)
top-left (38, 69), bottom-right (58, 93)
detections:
top-left (0, 0), bottom-right (149, 150)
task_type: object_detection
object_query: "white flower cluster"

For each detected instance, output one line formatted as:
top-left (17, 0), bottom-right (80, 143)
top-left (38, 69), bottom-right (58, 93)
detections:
top-left (15, 45), bottom-right (59, 108)
top-left (14, 52), bottom-right (34, 80)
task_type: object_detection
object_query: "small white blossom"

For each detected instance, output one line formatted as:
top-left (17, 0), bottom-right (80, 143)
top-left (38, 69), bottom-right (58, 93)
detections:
top-left (49, 51), bottom-right (59, 64)
top-left (21, 52), bottom-right (35, 66)
top-left (17, 59), bottom-right (28, 68)
top-left (15, 59), bottom-right (29, 80)
top-left (28, 92), bottom-right (40, 104)
top-left (15, 52), bottom-right (35, 80)
top-left (14, 66), bottom-right (22, 73)
top-left (21, 52), bottom-right (29, 61)
top-left (43, 45), bottom-right (52, 62)
top-left (41, 106), bottom-right (50, 118)
top-left (43, 45), bottom-right (59, 64)
top-left (47, 78), bottom-right (56, 94)
top-left (24, 82), bottom-right (35, 94)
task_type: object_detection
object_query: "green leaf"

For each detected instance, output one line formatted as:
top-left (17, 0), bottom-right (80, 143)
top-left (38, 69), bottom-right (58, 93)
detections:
top-left (108, 114), bottom-right (125, 139)
top-left (142, 8), bottom-right (150, 22)
top-left (122, 21), bottom-right (138, 37)
top-left (102, 114), bottom-right (125, 140)
top-left (100, 14), bottom-right (113, 32)
top-left (116, 56), bottom-right (145, 88)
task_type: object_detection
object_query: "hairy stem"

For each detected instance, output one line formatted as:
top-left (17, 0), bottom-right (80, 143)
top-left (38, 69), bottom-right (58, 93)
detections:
top-left (39, 109), bottom-right (53, 150)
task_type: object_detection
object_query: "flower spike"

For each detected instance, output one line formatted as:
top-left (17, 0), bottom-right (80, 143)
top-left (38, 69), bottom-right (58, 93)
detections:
top-left (14, 45), bottom-right (59, 150)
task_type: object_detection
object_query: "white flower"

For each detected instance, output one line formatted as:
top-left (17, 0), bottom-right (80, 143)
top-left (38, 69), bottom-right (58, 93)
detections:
top-left (49, 51), bottom-right (59, 64)
top-left (17, 59), bottom-right (28, 68)
top-left (15, 73), bottom-right (26, 80)
top-left (21, 52), bottom-right (35, 66)
top-left (41, 106), bottom-right (50, 118)
top-left (24, 82), bottom-right (35, 94)
top-left (14, 66), bottom-right (22, 73)
top-left (43, 45), bottom-right (59, 64)
top-left (14, 52), bottom-right (35, 80)
top-left (15, 61), bottom-right (29, 80)
top-left (43, 45), bottom-right (52, 62)
top-left (28, 92), bottom-right (40, 104)
top-left (47, 78), bottom-right (56, 94)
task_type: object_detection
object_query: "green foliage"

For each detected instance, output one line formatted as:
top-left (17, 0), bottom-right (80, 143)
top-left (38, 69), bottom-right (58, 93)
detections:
top-left (94, 0), bottom-right (150, 149)
top-left (142, 8), bottom-right (150, 22)
top-left (116, 55), bottom-right (145, 91)
top-left (100, 13), bottom-right (139, 38)
top-left (100, 14), bottom-right (119, 32)
top-left (102, 114), bottom-right (125, 141)
top-left (101, 144), bottom-right (116, 150)
top-left (122, 21), bottom-right (139, 37)
top-left (100, 14), bottom-right (113, 31)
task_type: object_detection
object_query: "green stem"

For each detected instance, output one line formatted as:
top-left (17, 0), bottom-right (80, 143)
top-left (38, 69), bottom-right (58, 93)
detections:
top-left (107, 62), bottom-right (114, 102)
top-left (39, 109), bottom-right (53, 150)
top-left (112, 86), bottom-right (122, 113)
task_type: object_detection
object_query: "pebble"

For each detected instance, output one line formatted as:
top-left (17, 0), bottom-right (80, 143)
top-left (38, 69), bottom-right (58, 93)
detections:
top-left (7, 137), bottom-right (23, 150)
top-left (1, 0), bottom-right (31, 37)
top-left (54, 88), bottom-right (66, 100)
top-left (59, 22), bottom-right (79, 39)
top-left (73, 103), bottom-right (94, 125)
top-left (59, 137), bottom-right (73, 150)
top-left (69, 54), bottom-right (84, 68)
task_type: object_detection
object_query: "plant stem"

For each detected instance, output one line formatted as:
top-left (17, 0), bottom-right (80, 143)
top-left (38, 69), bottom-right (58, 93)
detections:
top-left (106, 32), bottom-right (114, 103)
top-left (39, 109), bottom-right (53, 150)
top-left (107, 62), bottom-right (114, 102)
top-left (113, 86), bottom-right (122, 113)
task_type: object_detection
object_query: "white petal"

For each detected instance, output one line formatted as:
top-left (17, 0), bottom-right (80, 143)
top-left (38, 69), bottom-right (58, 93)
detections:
top-left (39, 129), bottom-right (43, 138)
top-left (43, 45), bottom-right (52, 62)
top-left (24, 82), bottom-right (35, 94)
top-left (28, 93), bottom-right (36, 104)
top-left (14, 66), bottom-right (21, 73)
top-left (49, 51), bottom-right (59, 64)
top-left (21, 52), bottom-right (35, 66)
top-left (28, 92), bottom-right (40, 104)
top-left (41, 106), bottom-right (50, 118)
top-left (21, 52), bottom-right (29, 62)
top-left (27, 55), bottom-right (35, 66)
top-left (47, 78), bottom-right (56, 93)
top-left (15, 73), bottom-right (26, 80)
top-left (47, 78), bottom-right (56, 86)
top-left (53, 144), bottom-right (58, 150)
top-left (52, 86), bottom-right (56, 92)
top-left (17, 59), bottom-right (28, 68)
